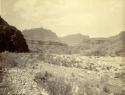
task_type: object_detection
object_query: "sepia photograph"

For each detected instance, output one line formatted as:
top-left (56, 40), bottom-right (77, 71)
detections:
top-left (0, 0), bottom-right (125, 95)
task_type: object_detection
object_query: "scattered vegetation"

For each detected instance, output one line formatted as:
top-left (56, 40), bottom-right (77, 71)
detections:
top-left (0, 52), bottom-right (124, 95)
top-left (0, 52), bottom-right (17, 95)
top-left (35, 71), bottom-right (73, 95)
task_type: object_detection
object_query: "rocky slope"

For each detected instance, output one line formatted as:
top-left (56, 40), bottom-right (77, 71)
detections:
top-left (60, 31), bottom-right (125, 56)
top-left (22, 26), bottom-right (125, 56)
top-left (60, 33), bottom-right (89, 46)
top-left (23, 27), bottom-right (60, 42)
top-left (80, 31), bottom-right (125, 56)
top-left (22, 27), bottom-right (69, 53)
top-left (0, 16), bottom-right (29, 52)
top-left (27, 40), bottom-right (68, 53)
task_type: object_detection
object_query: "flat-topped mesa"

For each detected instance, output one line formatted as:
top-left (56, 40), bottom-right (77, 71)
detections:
top-left (0, 16), bottom-right (29, 52)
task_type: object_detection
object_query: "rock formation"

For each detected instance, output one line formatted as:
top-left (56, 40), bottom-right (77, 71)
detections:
top-left (23, 27), bottom-right (60, 42)
top-left (0, 16), bottom-right (29, 52)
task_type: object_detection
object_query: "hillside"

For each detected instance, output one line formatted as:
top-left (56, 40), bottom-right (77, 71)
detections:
top-left (81, 31), bottom-right (125, 56)
top-left (60, 33), bottom-right (89, 46)
top-left (23, 27), bottom-right (60, 42)
top-left (60, 31), bottom-right (125, 56)
top-left (0, 16), bottom-right (29, 52)
top-left (0, 52), bottom-right (125, 95)
top-left (22, 26), bottom-right (125, 56)
top-left (27, 40), bottom-right (69, 54)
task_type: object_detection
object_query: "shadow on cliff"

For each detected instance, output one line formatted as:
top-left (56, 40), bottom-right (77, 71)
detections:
top-left (0, 16), bottom-right (29, 53)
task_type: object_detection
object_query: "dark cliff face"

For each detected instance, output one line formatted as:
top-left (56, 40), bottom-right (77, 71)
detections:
top-left (0, 16), bottom-right (29, 52)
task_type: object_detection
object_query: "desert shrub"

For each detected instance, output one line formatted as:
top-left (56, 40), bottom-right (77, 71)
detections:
top-left (0, 52), bottom-right (17, 68)
top-left (0, 76), bottom-right (15, 95)
top-left (102, 84), bottom-right (125, 95)
top-left (76, 80), bottom-right (103, 95)
top-left (91, 50), bottom-right (105, 56)
top-left (42, 55), bottom-right (82, 69)
top-left (0, 52), bottom-right (17, 94)
top-left (0, 52), bottom-right (17, 83)
top-left (114, 71), bottom-right (125, 82)
top-left (34, 71), bottom-right (73, 95)
top-left (0, 66), bottom-right (15, 95)
top-left (46, 77), bottom-right (72, 95)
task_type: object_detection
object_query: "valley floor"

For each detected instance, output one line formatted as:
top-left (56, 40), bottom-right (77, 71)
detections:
top-left (0, 53), bottom-right (125, 95)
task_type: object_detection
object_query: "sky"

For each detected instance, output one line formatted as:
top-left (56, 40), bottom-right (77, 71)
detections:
top-left (0, 0), bottom-right (1, 14)
top-left (1, 0), bottom-right (125, 37)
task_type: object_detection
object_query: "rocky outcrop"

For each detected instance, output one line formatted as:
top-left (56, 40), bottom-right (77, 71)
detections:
top-left (0, 16), bottom-right (29, 52)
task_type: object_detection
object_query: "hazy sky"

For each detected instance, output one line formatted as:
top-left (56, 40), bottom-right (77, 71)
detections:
top-left (1, 0), bottom-right (125, 37)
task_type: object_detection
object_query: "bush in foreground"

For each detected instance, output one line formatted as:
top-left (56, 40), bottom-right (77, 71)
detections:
top-left (34, 71), bottom-right (73, 95)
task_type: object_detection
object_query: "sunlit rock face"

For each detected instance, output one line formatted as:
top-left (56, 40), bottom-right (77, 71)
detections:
top-left (0, 16), bottom-right (29, 52)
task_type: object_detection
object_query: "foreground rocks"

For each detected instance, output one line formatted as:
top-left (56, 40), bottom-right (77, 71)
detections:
top-left (0, 16), bottom-right (29, 52)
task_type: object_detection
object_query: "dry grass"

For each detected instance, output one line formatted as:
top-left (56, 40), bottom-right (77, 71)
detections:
top-left (0, 52), bottom-right (17, 95)
top-left (35, 71), bottom-right (73, 95)
top-left (0, 52), bottom-right (124, 95)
